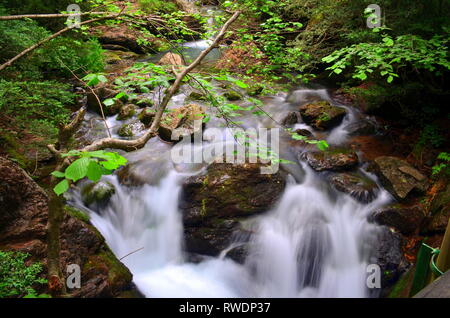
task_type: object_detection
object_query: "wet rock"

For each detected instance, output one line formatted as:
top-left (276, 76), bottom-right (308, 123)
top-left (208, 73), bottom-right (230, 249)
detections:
top-left (117, 159), bottom-right (169, 187)
top-left (423, 181), bottom-right (450, 233)
top-left (346, 117), bottom-right (379, 136)
top-left (0, 157), bottom-right (133, 297)
top-left (294, 129), bottom-right (313, 137)
top-left (299, 101), bottom-right (347, 130)
top-left (302, 148), bottom-right (359, 172)
top-left (117, 104), bottom-right (136, 121)
top-left (371, 227), bottom-right (410, 295)
top-left (137, 108), bottom-right (156, 126)
top-left (371, 156), bottom-right (428, 201)
top-left (81, 181), bottom-right (116, 207)
top-left (117, 121), bottom-right (145, 137)
top-left (158, 52), bottom-right (184, 66)
top-left (87, 86), bottom-right (122, 116)
top-left (131, 96), bottom-right (154, 108)
top-left (223, 89), bottom-right (243, 101)
top-left (187, 90), bottom-right (208, 102)
top-left (180, 161), bottom-right (286, 259)
top-left (281, 111), bottom-right (300, 126)
top-left (329, 172), bottom-right (379, 203)
top-left (158, 104), bottom-right (206, 142)
top-left (245, 82), bottom-right (264, 96)
top-left (371, 204), bottom-right (425, 235)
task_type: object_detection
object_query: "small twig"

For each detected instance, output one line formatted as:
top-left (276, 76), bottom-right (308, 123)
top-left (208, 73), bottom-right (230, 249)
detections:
top-left (119, 247), bottom-right (144, 261)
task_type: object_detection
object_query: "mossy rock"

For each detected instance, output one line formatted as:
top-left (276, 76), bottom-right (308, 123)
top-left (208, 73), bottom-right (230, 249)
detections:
top-left (117, 104), bottom-right (136, 120)
top-left (137, 108), bottom-right (156, 126)
top-left (118, 121), bottom-right (144, 137)
top-left (223, 89), bottom-right (243, 101)
top-left (81, 181), bottom-right (116, 206)
top-left (64, 205), bottom-right (90, 223)
top-left (301, 148), bottom-right (359, 172)
top-left (330, 172), bottom-right (379, 203)
top-left (187, 91), bottom-right (208, 102)
top-left (299, 100), bottom-right (346, 130)
top-left (245, 82), bottom-right (264, 96)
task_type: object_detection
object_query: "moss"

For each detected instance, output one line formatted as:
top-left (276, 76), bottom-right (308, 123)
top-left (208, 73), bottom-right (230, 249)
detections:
top-left (64, 205), bottom-right (90, 223)
top-left (83, 247), bottom-right (132, 289)
top-left (223, 89), bottom-right (242, 101)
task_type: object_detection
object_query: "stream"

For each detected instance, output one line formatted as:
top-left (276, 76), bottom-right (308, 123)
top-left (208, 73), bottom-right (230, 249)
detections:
top-left (70, 60), bottom-right (394, 296)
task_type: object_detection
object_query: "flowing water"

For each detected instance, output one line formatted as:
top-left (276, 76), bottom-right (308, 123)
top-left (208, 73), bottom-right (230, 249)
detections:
top-left (71, 77), bottom-right (393, 297)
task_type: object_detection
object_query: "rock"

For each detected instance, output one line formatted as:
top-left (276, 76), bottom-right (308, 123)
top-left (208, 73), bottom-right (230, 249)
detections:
top-left (158, 104), bottom-right (206, 142)
top-left (81, 181), bottom-right (116, 207)
top-left (299, 101), bottom-right (347, 130)
top-left (131, 96), bottom-right (154, 108)
top-left (117, 104), bottom-right (136, 120)
top-left (158, 52), bottom-right (184, 66)
top-left (96, 25), bottom-right (149, 54)
top-left (0, 157), bottom-right (133, 297)
top-left (301, 148), bottom-right (359, 172)
top-left (294, 129), bottom-right (313, 137)
top-left (281, 111), bottom-right (300, 126)
top-left (346, 117), bottom-right (378, 136)
top-left (370, 227), bottom-right (410, 295)
top-left (187, 90), bottom-right (208, 102)
top-left (371, 156), bottom-right (428, 201)
top-left (423, 181), bottom-right (450, 233)
top-left (245, 82), bottom-right (264, 96)
top-left (371, 204), bottom-right (425, 235)
top-left (117, 121), bottom-right (145, 137)
top-left (87, 86), bottom-right (122, 116)
top-left (223, 89), bottom-right (243, 101)
top-left (329, 172), bottom-right (379, 203)
top-left (137, 108), bottom-right (156, 126)
top-left (180, 161), bottom-right (286, 258)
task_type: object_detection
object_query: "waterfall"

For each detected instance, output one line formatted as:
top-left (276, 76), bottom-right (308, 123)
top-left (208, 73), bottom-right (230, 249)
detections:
top-left (74, 87), bottom-right (391, 298)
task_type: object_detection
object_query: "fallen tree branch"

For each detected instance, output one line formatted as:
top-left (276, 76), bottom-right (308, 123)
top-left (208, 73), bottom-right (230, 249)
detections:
top-left (0, 12), bottom-right (109, 20)
top-left (80, 10), bottom-right (241, 153)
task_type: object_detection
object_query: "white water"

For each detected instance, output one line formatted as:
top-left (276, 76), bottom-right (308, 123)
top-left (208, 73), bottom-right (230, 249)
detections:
top-left (75, 87), bottom-right (391, 298)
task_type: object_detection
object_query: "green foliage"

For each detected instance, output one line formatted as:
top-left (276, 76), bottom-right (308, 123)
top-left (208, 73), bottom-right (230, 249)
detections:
top-left (0, 251), bottom-right (48, 298)
top-left (52, 150), bottom-right (128, 195)
top-left (138, 0), bottom-right (177, 14)
top-left (432, 152), bottom-right (450, 176)
top-left (0, 80), bottom-right (74, 126)
top-left (323, 29), bottom-right (450, 83)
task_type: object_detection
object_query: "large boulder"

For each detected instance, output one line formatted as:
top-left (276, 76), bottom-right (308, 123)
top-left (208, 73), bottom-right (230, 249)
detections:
top-left (0, 157), bottom-right (134, 297)
top-left (179, 161), bottom-right (286, 259)
top-left (370, 156), bottom-right (428, 201)
top-left (158, 104), bottom-right (206, 142)
top-left (329, 172), bottom-right (379, 203)
top-left (299, 101), bottom-right (347, 130)
top-left (301, 148), bottom-right (359, 172)
top-left (371, 204), bottom-right (425, 235)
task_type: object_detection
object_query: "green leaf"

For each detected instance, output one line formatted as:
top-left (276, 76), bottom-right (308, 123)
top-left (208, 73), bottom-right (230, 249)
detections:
top-left (86, 161), bottom-right (104, 182)
top-left (103, 98), bottom-right (115, 106)
top-left (54, 179), bottom-right (69, 196)
top-left (65, 157), bottom-right (90, 182)
top-left (51, 171), bottom-right (65, 178)
top-left (387, 75), bottom-right (394, 83)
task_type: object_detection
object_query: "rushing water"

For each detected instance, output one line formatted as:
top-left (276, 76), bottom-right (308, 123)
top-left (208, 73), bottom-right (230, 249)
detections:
top-left (71, 80), bottom-right (393, 297)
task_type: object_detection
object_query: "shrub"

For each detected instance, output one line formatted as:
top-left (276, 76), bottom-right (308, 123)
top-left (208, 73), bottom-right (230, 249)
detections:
top-left (0, 251), bottom-right (48, 298)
